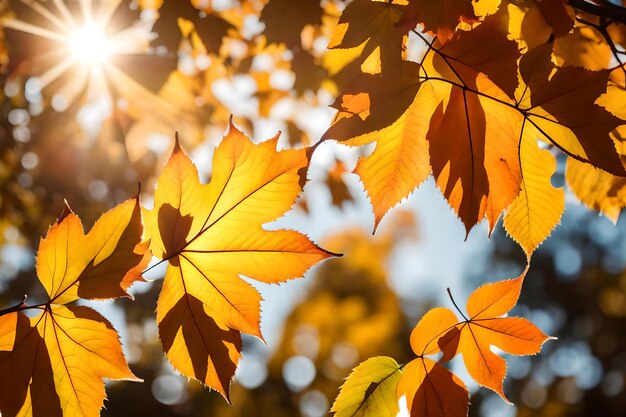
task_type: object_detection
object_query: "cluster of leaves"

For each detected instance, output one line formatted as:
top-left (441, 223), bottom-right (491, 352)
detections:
top-left (332, 269), bottom-right (554, 417)
top-left (323, 0), bottom-right (626, 259)
top-left (2, 0), bottom-right (626, 416)
top-left (0, 122), bottom-right (336, 416)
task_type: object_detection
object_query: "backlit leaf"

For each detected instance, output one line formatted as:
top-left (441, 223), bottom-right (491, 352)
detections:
top-left (36, 196), bottom-right (149, 304)
top-left (0, 307), bottom-right (139, 417)
top-left (143, 121), bottom-right (336, 398)
top-left (504, 127), bottom-right (565, 259)
top-left (332, 356), bottom-right (402, 417)
top-left (440, 268), bottom-right (554, 401)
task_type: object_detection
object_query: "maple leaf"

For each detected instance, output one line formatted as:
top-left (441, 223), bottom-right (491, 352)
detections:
top-left (331, 356), bottom-right (402, 417)
top-left (37, 199), bottom-right (149, 304)
top-left (439, 268), bottom-right (555, 402)
top-left (143, 121), bottom-right (336, 399)
top-left (0, 197), bottom-right (147, 417)
top-left (504, 128), bottom-right (565, 259)
top-left (422, 12), bottom-right (524, 234)
top-left (397, 307), bottom-right (469, 417)
top-left (517, 43), bottom-right (626, 176)
top-left (328, 0), bottom-right (407, 75)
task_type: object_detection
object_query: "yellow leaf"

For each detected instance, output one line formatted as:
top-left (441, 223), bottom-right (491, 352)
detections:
top-left (323, 62), bottom-right (428, 229)
top-left (0, 307), bottom-right (138, 417)
top-left (144, 121), bottom-right (336, 398)
top-left (332, 356), bottom-right (401, 417)
top-left (504, 127), bottom-right (564, 259)
top-left (566, 158), bottom-right (626, 223)
top-left (352, 84), bottom-right (436, 230)
top-left (36, 196), bottom-right (149, 304)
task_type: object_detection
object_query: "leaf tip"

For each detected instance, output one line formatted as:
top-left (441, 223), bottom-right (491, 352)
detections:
top-left (57, 200), bottom-right (74, 224)
top-left (227, 114), bottom-right (243, 136)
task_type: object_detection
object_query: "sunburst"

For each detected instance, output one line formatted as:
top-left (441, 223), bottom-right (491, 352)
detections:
top-left (2, 0), bottom-right (178, 134)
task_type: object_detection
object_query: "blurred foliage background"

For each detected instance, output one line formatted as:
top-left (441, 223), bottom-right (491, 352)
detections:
top-left (0, 0), bottom-right (625, 416)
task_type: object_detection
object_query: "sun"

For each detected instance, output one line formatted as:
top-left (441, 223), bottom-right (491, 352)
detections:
top-left (68, 23), bottom-right (112, 66)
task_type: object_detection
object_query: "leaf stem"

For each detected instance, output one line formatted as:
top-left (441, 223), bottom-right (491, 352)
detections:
top-left (0, 295), bottom-right (27, 317)
top-left (142, 257), bottom-right (169, 276)
top-left (447, 288), bottom-right (469, 322)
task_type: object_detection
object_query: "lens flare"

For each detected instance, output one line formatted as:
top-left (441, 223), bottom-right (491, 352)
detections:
top-left (68, 23), bottom-right (112, 66)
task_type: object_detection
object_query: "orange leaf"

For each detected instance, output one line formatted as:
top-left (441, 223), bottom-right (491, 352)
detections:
top-left (144, 121), bottom-right (336, 399)
top-left (36, 196), bottom-right (149, 304)
top-left (397, 307), bottom-right (468, 417)
top-left (1, 197), bottom-right (150, 417)
top-left (0, 312), bottom-right (17, 351)
top-left (422, 11), bottom-right (524, 234)
top-left (440, 268), bottom-right (554, 402)
top-left (397, 358), bottom-right (468, 417)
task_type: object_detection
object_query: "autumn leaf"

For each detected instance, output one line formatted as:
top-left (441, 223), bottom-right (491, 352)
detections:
top-left (260, 0), bottom-right (323, 48)
top-left (440, 268), bottom-right (555, 402)
top-left (0, 313), bottom-right (17, 351)
top-left (151, 0), bottom-right (235, 55)
top-left (566, 129), bottom-right (626, 222)
top-left (143, 121), bottom-right (336, 399)
top-left (0, 196), bottom-right (147, 417)
top-left (328, 0), bottom-right (407, 75)
top-left (418, 11), bottom-right (524, 234)
top-left (0, 307), bottom-right (139, 417)
top-left (37, 197), bottom-right (150, 304)
top-left (323, 62), bottom-right (430, 229)
top-left (517, 43), bottom-right (625, 176)
top-left (332, 356), bottom-right (402, 417)
top-left (325, 159), bottom-right (354, 209)
top-left (504, 127), bottom-right (565, 259)
top-left (334, 268), bottom-right (554, 416)
top-left (398, 307), bottom-right (469, 417)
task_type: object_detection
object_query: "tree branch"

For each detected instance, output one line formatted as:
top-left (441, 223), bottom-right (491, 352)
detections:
top-left (568, 0), bottom-right (626, 26)
top-left (0, 295), bottom-right (27, 317)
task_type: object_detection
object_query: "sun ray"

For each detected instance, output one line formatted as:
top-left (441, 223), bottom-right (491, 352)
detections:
top-left (20, 0), bottom-right (70, 34)
top-left (79, 0), bottom-right (92, 24)
top-left (36, 56), bottom-right (76, 90)
top-left (56, 64), bottom-right (90, 104)
top-left (2, 18), bottom-right (67, 42)
top-left (96, 0), bottom-right (124, 28)
top-left (51, 0), bottom-right (78, 27)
